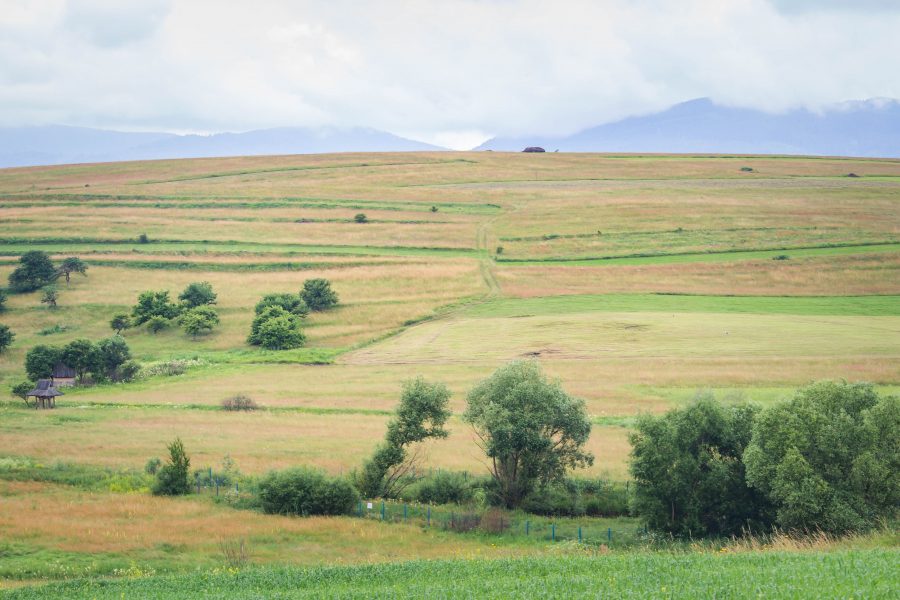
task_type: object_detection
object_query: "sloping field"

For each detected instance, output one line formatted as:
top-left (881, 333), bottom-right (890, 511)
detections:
top-left (0, 152), bottom-right (898, 588)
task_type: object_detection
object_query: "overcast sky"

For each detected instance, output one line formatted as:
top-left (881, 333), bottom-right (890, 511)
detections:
top-left (2, 0), bottom-right (899, 148)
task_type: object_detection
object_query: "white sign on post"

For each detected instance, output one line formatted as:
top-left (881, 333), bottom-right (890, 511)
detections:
top-left (367, 502), bottom-right (373, 509)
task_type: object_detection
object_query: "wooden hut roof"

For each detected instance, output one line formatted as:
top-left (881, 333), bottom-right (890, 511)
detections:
top-left (52, 363), bottom-right (76, 378)
top-left (28, 379), bottom-right (64, 397)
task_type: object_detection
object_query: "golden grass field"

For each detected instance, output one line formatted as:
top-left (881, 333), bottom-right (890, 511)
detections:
top-left (0, 152), bottom-right (898, 579)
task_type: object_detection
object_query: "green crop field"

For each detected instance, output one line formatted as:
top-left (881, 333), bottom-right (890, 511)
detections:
top-left (0, 152), bottom-right (898, 594)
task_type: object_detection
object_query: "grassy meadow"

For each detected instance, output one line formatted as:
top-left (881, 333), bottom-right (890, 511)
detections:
top-left (0, 152), bottom-right (898, 591)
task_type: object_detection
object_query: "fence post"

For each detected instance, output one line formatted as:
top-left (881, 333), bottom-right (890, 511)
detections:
top-left (607, 527), bottom-right (612, 542)
top-left (403, 504), bottom-right (408, 522)
top-left (427, 506), bottom-right (431, 527)
top-left (525, 520), bottom-right (530, 536)
top-left (578, 526), bottom-right (582, 543)
top-left (551, 524), bottom-right (555, 542)
top-left (381, 501), bottom-right (385, 521)
top-left (358, 501), bottom-right (363, 517)
top-left (215, 478), bottom-right (219, 496)
top-left (195, 474), bottom-right (200, 494)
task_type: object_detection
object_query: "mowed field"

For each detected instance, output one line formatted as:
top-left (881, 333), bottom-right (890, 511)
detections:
top-left (0, 152), bottom-right (899, 585)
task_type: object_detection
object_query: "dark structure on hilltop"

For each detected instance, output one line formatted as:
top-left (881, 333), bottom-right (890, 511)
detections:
top-left (27, 379), bottom-right (64, 409)
top-left (522, 146), bottom-right (546, 153)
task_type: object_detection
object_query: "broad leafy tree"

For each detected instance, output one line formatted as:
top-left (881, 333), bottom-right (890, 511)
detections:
top-left (11, 381), bottom-right (33, 405)
top-left (58, 257), bottom-right (88, 285)
top-left (248, 306), bottom-right (305, 349)
top-left (96, 336), bottom-right (131, 379)
top-left (744, 381), bottom-right (899, 534)
top-left (0, 289), bottom-right (8, 312)
top-left (464, 361), bottom-right (593, 508)
top-left (9, 251), bottom-right (57, 292)
top-left (132, 290), bottom-right (181, 325)
top-left (356, 378), bottom-right (452, 498)
top-left (62, 339), bottom-right (100, 382)
top-left (629, 395), bottom-right (773, 537)
top-left (25, 345), bottom-right (62, 380)
top-left (178, 281), bottom-right (217, 308)
top-left (0, 324), bottom-right (13, 354)
top-left (301, 278), bottom-right (339, 311)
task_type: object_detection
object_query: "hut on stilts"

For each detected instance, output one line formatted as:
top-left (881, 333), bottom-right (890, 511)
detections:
top-left (26, 379), bottom-right (63, 409)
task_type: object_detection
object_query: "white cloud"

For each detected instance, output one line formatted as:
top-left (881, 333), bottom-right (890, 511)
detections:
top-left (1, 0), bottom-right (899, 147)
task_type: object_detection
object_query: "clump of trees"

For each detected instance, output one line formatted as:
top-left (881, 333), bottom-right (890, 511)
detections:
top-left (24, 336), bottom-right (138, 383)
top-left (0, 324), bottom-right (13, 354)
top-left (152, 438), bottom-right (192, 496)
top-left (743, 381), bottom-right (898, 534)
top-left (131, 282), bottom-right (220, 337)
top-left (630, 394), bottom-right (772, 537)
top-left (7, 251), bottom-right (88, 293)
top-left (246, 288), bottom-right (324, 350)
top-left (464, 361), bottom-right (593, 508)
top-left (631, 382), bottom-right (898, 536)
top-left (355, 378), bottom-right (452, 498)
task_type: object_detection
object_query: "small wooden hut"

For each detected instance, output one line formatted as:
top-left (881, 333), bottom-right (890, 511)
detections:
top-left (51, 363), bottom-right (76, 387)
top-left (27, 379), bottom-right (63, 409)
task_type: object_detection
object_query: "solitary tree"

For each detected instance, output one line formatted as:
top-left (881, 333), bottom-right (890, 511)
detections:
top-left (0, 324), bottom-right (13, 354)
top-left (253, 311), bottom-right (306, 350)
top-left (57, 257), bottom-right (88, 285)
top-left (110, 314), bottom-right (131, 334)
top-left (40, 285), bottom-right (59, 309)
top-left (25, 345), bottom-right (62, 380)
top-left (152, 437), bottom-right (192, 496)
top-left (11, 381), bottom-right (33, 406)
top-left (8, 251), bottom-right (57, 292)
top-left (629, 395), bottom-right (773, 537)
top-left (301, 278), bottom-right (339, 311)
top-left (132, 290), bottom-right (181, 325)
top-left (744, 381), bottom-right (899, 534)
top-left (178, 281), bottom-right (217, 308)
top-left (356, 378), bottom-right (452, 498)
top-left (464, 361), bottom-right (593, 508)
top-left (0, 290), bottom-right (8, 312)
top-left (354, 213), bottom-right (368, 223)
top-left (180, 306), bottom-right (220, 337)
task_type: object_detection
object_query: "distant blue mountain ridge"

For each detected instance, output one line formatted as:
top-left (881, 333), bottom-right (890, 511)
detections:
top-left (1, 97), bottom-right (898, 168)
top-left (0, 125), bottom-right (443, 168)
top-left (476, 98), bottom-right (900, 157)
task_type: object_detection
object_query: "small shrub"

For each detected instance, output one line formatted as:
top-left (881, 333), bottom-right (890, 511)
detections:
top-left (38, 323), bottom-right (71, 336)
top-left (354, 213), bottom-right (368, 223)
top-left (301, 279), bottom-right (339, 311)
top-left (141, 358), bottom-right (205, 378)
top-left (115, 359), bottom-right (142, 383)
top-left (740, 166), bottom-right (754, 172)
top-left (221, 394), bottom-right (258, 411)
top-left (258, 467), bottom-right (360, 516)
top-left (138, 233), bottom-right (150, 243)
top-left (495, 246), bottom-right (504, 255)
top-left (220, 538), bottom-right (251, 568)
top-left (145, 457), bottom-right (162, 475)
top-left (430, 206), bottom-right (438, 213)
top-left (772, 254), bottom-right (790, 261)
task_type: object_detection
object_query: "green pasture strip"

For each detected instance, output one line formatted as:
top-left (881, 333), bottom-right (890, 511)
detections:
top-left (0, 400), bottom-right (390, 418)
top-left (1, 194), bottom-right (502, 214)
top-left (497, 241), bottom-right (900, 265)
top-left (7, 551), bottom-right (897, 599)
top-left (0, 455), bottom-right (150, 492)
top-left (0, 238), bottom-right (480, 258)
top-left (466, 293), bottom-right (900, 318)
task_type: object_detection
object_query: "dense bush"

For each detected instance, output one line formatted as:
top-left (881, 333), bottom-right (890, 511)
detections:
top-left (146, 315), bottom-right (171, 333)
top-left (180, 305), bottom-right (220, 337)
top-left (744, 381), bottom-right (899, 534)
top-left (178, 281), bottom-right (217, 308)
top-left (25, 344), bottom-right (62, 380)
top-left (258, 468), bottom-right (359, 516)
top-left (152, 437), bottom-right (192, 496)
top-left (0, 324), bottom-right (13, 354)
top-left (519, 478), bottom-right (629, 517)
top-left (630, 396), bottom-right (772, 537)
top-left (248, 305), bottom-right (306, 349)
top-left (414, 471), bottom-right (474, 505)
top-left (132, 290), bottom-right (181, 325)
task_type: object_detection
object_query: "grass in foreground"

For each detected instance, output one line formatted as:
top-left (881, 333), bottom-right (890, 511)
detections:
top-left (4, 550), bottom-right (897, 599)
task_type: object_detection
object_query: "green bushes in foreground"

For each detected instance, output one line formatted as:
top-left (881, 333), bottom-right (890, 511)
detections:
top-left (4, 551), bottom-right (897, 600)
top-left (258, 468), bottom-right (359, 516)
